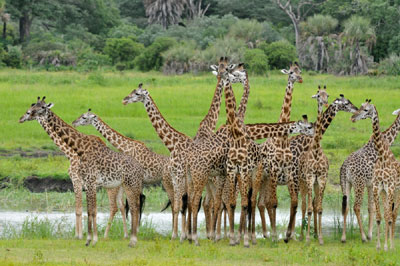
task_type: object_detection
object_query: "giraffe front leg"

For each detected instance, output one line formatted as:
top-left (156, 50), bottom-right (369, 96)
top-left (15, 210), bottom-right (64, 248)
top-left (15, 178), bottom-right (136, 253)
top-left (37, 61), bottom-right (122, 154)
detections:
top-left (267, 174), bottom-right (278, 242)
top-left (211, 179), bottom-right (224, 242)
top-left (305, 175), bottom-right (313, 243)
top-left (239, 175), bottom-right (250, 248)
top-left (285, 174), bottom-right (299, 243)
top-left (317, 177), bottom-right (327, 246)
top-left (226, 167), bottom-right (237, 246)
top-left (367, 185), bottom-right (374, 241)
top-left (257, 177), bottom-right (268, 239)
top-left (69, 164), bottom-right (83, 240)
top-left (384, 191), bottom-right (394, 251)
top-left (125, 188), bottom-right (140, 248)
top-left (299, 182), bottom-right (307, 241)
top-left (104, 187), bottom-right (119, 239)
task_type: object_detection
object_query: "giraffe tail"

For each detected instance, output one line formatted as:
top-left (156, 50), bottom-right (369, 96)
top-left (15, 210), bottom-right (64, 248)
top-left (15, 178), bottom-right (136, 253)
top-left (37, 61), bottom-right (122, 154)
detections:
top-left (247, 188), bottom-right (253, 224)
top-left (125, 198), bottom-right (129, 220)
top-left (340, 161), bottom-right (348, 216)
top-left (181, 193), bottom-right (188, 215)
top-left (161, 200), bottom-right (171, 212)
top-left (198, 196), bottom-right (203, 213)
top-left (342, 195), bottom-right (347, 216)
top-left (139, 193), bottom-right (146, 222)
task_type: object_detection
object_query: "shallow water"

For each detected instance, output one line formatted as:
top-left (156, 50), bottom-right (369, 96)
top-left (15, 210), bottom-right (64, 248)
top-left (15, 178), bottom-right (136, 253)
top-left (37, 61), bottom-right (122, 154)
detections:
top-left (0, 209), bottom-right (345, 239)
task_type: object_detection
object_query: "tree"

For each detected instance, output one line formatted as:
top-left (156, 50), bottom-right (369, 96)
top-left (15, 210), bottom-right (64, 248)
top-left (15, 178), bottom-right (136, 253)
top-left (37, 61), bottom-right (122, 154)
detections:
top-left (144, 0), bottom-right (186, 29)
top-left (185, 0), bottom-right (210, 19)
top-left (0, 0), bottom-right (9, 39)
top-left (343, 15), bottom-right (375, 75)
top-left (275, 0), bottom-right (323, 63)
top-left (300, 14), bottom-right (338, 71)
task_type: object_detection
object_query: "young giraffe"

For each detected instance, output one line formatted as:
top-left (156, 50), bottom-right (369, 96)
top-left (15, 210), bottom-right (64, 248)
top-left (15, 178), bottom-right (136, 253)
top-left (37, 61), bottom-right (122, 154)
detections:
top-left (71, 110), bottom-right (173, 233)
top-left (17, 97), bottom-right (129, 240)
top-left (351, 100), bottom-right (400, 251)
top-left (256, 62), bottom-right (303, 242)
top-left (19, 98), bottom-right (145, 247)
top-left (340, 109), bottom-right (400, 243)
top-left (298, 86), bottom-right (329, 245)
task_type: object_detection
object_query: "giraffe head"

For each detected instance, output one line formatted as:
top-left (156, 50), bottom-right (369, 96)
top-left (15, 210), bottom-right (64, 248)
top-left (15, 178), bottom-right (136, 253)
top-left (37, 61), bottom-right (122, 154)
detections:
top-left (392, 108), bottom-right (400, 116)
top-left (281, 62), bottom-right (302, 83)
top-left (312, 85), bottom-right (329, 108)
top-left (211, 57), bottom-right (247, 84)
top-left (350, 99), bottom-right (373, 122)
top-left (122, 83), bottom-right (149, 105)
top-left (332, 94), bottom-right (358, 113)
top-left (19, 96), bottom-right (54, 123)
top-left (293, 115), bottom-right (314, 136)
top-left (72, 109), bottom-right (97, 127)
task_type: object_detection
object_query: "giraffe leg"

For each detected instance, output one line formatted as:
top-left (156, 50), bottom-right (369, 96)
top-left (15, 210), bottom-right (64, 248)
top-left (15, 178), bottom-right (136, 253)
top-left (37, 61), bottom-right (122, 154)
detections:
top-left (211, 180), bottom-right (224, 241)
top-left (223, 206), bottom-right (227, 239)
top-left (267, 174), bottom-right (278, 242)
top-left (299, 182), bottom-right (307, 241)
top-left (69, 163), bottom-right (83, 240)
top-left (104, 187), bottom-right (119, 239)
top-left (238, 172), bottom-right (250, 248)
top-left (374, 186), bottom-right (382, 250)
top-left (226, 168), bottom-right (237, 246)
top-left (125, 187), bottom-right (140, 248)
top-left (354, 183), bottom-right (367, 242)
top-left (191, 176), bottom-right (207, 246)
top-left (85, 184), bottom-right (96, 247)
top-left (216, 203), bottom-right (222, 241)
top-left (257, 177), bottom-right (268, 238)
top-left (317, 177), bottom-right (327, 246)
top-left (384, 190), bottom-right (395, 251)
top-left (285, 173), bottom-right (299, 243)
top-left (203, 184), bottom-right (213, 240)
top-left (117, 186), bottom-right (129, 239)
top-left (162, 177), bottom-right (175, 238)
top-left (305, 175), bottom-right (313, 243)
top-left (367, 185), bottom-right (374, 241)
top-left (313, 194), bottom-right (318, 239)
top-left (341, 182), bottom-right (351, 243)
top-left (382, 192), bottom-right (390, 251)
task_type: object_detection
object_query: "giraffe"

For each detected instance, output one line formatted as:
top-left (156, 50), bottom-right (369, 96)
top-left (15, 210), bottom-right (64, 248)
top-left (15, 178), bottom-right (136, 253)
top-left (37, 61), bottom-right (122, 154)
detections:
top-left (218, 61), bottom-right (314, 247)
top-left (71, 109), bottom-right (173, 234)
top-left (256, 62), bottom-right (303, 242)
top-left (251, 93), bottom-right (358, 240)
top-left (340, 108), bottom-right (400, 243)
top-left (298, 86), bottom-right (329, 245)
top-left (351, 100), bottom-right (400, 251)
top-left (19, 97), bottom-right (145, 247)
top-left (17, 97), bottom-right (129, 240)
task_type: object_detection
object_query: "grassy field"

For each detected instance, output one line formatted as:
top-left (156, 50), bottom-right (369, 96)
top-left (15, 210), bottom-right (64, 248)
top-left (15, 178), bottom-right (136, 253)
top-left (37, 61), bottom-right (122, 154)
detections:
top-left (0, 237), bottom-right (399, 265)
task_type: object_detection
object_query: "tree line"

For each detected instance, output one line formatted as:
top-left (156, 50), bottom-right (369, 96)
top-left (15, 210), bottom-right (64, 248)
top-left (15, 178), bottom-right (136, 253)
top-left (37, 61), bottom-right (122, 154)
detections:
top-left (1, 0), bottom-right (400, 75)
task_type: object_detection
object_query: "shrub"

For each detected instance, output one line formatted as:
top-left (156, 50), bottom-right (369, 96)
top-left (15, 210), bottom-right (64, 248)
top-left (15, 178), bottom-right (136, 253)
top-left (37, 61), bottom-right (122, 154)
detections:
top-left (134, 37), bottom-right (177, 71)
top-left (108, 24), bottom-right (143, 40)
top-left (77, 48), bottom-right (111, 71)
top-left (378, 54), bottom-right (400, 75)
top-left (244, 48), bottom-right (269, 75)
top-left (229, 19), bottom-right (264, 45)
top-left (3, 45), bottom-right (22, 68)
top-left (137, 24), bottom-right (166, 46)
top-left (259, 40), bottom-right (297, 69)
top-left (103, 38), bottom-right (144, 67)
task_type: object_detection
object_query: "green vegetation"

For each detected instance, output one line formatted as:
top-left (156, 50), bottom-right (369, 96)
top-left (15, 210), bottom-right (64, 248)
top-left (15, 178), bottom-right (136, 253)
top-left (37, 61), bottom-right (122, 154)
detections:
top-left (0, 237), bottom-right (399, 265)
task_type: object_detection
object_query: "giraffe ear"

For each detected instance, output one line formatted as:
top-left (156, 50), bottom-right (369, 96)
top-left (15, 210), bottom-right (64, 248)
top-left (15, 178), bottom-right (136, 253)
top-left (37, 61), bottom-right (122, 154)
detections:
top-left (210, 65), bottom-right (218, 71)
top-left (302, 114), bottom-right (308, 122)
top-left (281, 69), bottom-right (289, 74)
top-left (47, 103), bottom-right (54, 109)
top-left (392, 108), bottom-right (400, 116)
top-left (212, 71), bottom-right (218, 76)
top-left (88, 108), bottom-right (91, 112)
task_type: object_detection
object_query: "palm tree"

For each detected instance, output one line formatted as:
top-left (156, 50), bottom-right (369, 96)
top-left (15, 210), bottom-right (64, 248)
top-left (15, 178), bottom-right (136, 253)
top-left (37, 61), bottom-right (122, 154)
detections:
top-left (300, 14), bottom-right (338, 72)
top-left (343, 15), bottom-right (376, 75)
top-left (143, 0), bottom-right (186, 29)
top-left (0, 0), bottom-right (8, 40)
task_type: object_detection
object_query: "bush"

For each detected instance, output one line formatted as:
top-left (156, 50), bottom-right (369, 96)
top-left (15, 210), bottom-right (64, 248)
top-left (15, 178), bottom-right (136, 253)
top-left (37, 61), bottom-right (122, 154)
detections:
top-left (229, 19), bottom-right (264, 45)
top-left (108, 24), bottom-right (143, 40)
top-left (134, 37), bottom-right (177, 71)
top-left (103, 38), bottom-right (144, 67)
top-left (3, 45), bottom-right (22, 68)
top-left (244, 48), bottom-right (269, 75)
top-left (378, 54), bottom-right (400, 75)
top-left (77, 48), bottom-right (111, 71)
top-left (258, 40), bottom-right (297, 69)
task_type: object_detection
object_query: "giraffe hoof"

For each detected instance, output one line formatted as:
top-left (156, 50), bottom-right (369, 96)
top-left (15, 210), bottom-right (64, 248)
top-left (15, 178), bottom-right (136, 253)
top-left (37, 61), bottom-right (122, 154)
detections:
top-left (341, 239), bottom-right (346, 244)
top-left (367, 235), bottom-right (372, 241)
top-left (85, 240), bottom-right (91, 247)
top-left (284, 238), bottom-right (289, 243)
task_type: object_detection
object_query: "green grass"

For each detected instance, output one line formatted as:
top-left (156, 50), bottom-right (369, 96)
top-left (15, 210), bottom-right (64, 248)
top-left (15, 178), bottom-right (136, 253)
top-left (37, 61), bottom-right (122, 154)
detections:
top-left (0, 237), bottom-right (399, 265)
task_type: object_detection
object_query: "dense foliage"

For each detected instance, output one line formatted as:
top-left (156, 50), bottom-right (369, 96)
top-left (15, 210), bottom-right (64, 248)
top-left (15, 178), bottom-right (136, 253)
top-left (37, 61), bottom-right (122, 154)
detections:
top-left (1, 0), bottom-right (400, 75)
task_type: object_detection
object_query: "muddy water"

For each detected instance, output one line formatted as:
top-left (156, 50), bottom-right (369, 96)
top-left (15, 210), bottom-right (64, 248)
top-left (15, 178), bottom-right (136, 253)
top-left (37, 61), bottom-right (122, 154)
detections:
top-left (0, 209), bottom-right (345, 239)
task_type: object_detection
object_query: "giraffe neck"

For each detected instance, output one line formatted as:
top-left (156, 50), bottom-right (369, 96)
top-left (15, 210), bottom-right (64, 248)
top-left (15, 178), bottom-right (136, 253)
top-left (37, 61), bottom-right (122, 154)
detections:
top-left (223, 78), bottom-right (244, 139)
top-left (143, 95), bottom-right (191, 152)
top-left (245, 122), bottom-right (297, 140)
top-left (37, 117), bottom-right (76, 160)
top-left (382, 113), bottom-right (400, 145)
top-left (91, 117), bottom-right (141, 154)
top-left (311, 104), bottom-right (325, 152)
top-left (278, 80), bottom-right (294, 123)
top-left (371, 106), bottom-right (387, 161)
top-left (195, 75), bottom-right (224, 139)
top-left (237, 72), bottom-right (250, 122)
top-left (319, 104), bottom-right (339, 136)
top-left (45, 111), bottom-right (93, 156)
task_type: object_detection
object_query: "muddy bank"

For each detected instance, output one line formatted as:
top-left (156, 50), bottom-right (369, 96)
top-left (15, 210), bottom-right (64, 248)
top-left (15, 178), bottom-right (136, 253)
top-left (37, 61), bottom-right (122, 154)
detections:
top-left (0, 176), bottom-right (161, 193)
top-left (0, 148), bottom-right (64, 158)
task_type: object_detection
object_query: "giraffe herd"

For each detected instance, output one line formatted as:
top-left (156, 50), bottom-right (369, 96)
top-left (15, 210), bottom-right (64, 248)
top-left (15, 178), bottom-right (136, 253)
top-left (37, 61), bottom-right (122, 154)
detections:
top-left (18, 57), bottom-right (400, 251)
